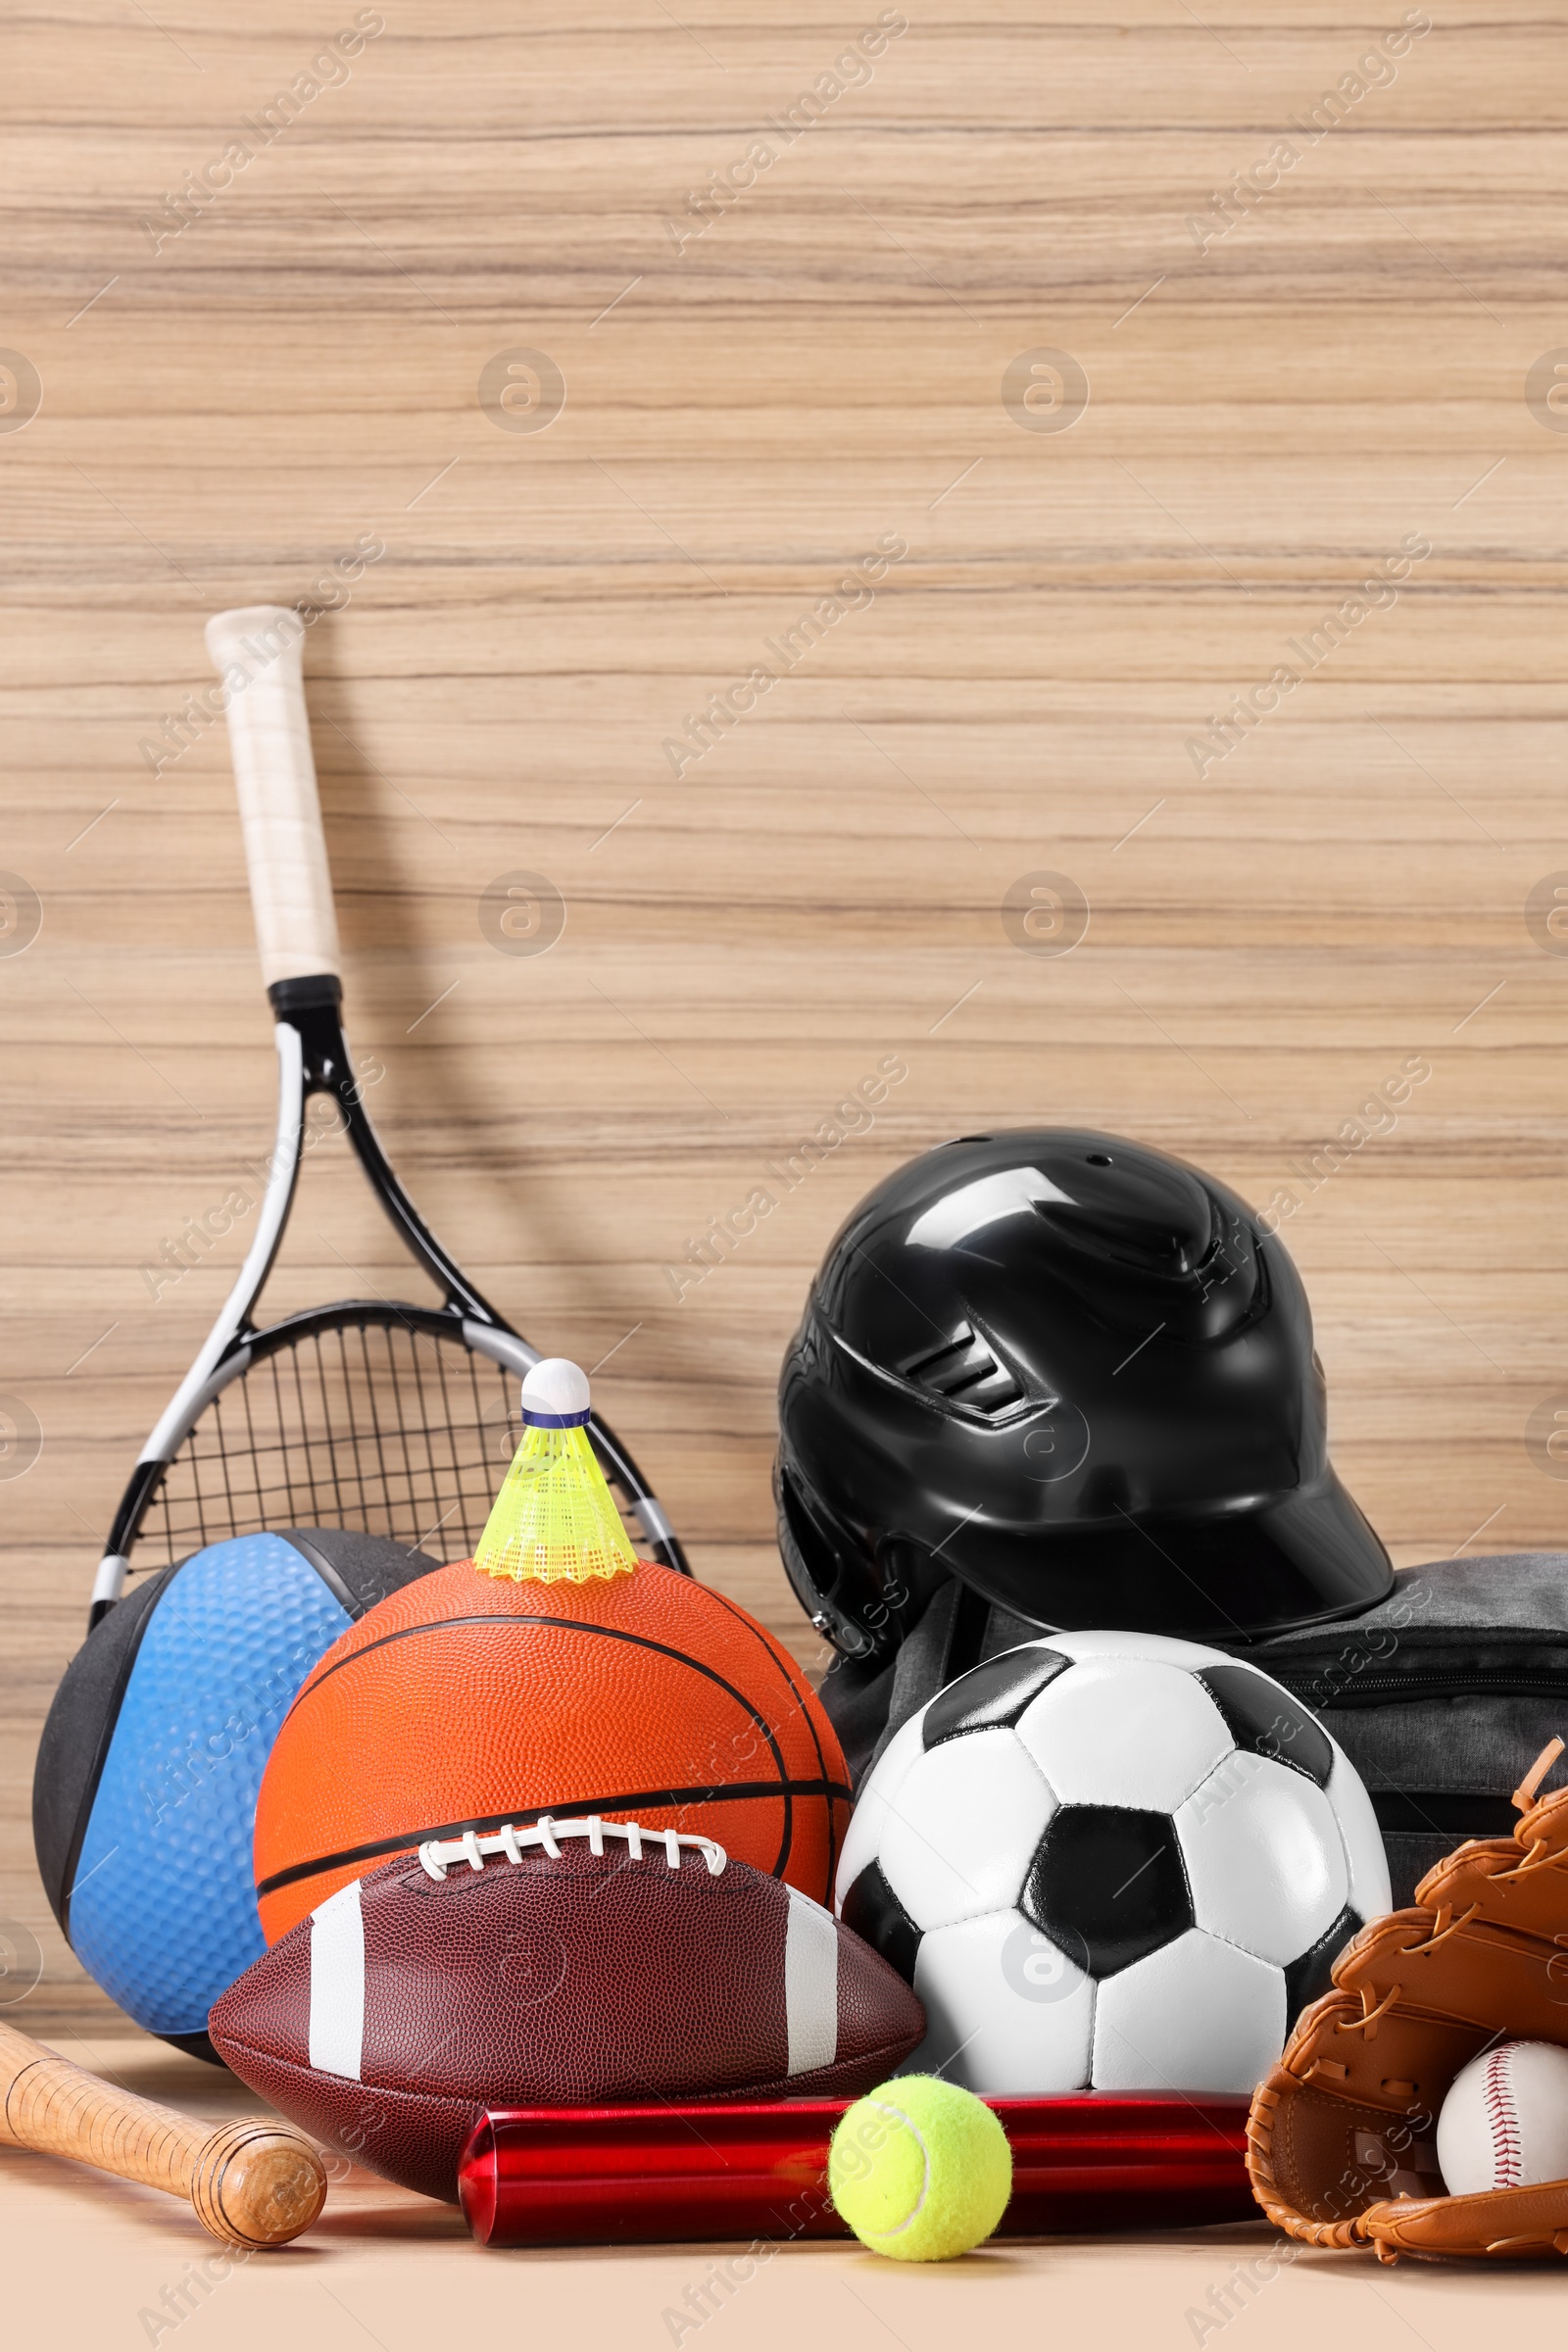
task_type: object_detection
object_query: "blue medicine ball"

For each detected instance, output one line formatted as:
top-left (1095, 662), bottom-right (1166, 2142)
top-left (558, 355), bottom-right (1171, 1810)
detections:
top-left (33, 1528), bottom-right (437, 2060)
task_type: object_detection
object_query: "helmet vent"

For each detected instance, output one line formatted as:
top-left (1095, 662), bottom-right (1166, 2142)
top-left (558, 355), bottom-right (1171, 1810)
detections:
top-left (901, 1327), bottom-right (1023, 1417)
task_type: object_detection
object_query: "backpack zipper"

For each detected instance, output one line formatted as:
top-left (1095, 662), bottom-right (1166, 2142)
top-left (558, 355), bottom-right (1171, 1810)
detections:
top-left (1266, 1668), bottom-right (1568, 1704)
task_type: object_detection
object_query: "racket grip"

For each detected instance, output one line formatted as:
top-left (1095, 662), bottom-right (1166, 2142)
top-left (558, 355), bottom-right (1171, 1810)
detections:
top-left (0, 2019), bottom-right (325, 2247)
top-left (207, 606), bottom-right (341, 990)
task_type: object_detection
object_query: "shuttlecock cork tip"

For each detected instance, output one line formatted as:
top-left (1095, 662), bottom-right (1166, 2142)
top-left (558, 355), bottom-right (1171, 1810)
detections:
top-left (474, 1357), bottom-right (639, 1585)
top-left (519, 1357), bottom-right (591, 1425)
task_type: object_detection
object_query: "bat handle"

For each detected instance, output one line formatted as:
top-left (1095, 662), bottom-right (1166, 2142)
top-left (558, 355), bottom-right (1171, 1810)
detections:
top-left (0, 2021), bottom-right (325, 2247)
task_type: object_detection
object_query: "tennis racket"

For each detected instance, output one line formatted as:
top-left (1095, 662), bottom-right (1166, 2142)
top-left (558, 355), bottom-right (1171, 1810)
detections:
top-left (89, 605), bottom-right (687, 1630)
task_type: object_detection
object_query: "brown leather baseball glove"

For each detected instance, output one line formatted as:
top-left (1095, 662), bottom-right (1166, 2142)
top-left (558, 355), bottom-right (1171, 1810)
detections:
top-left (1249, 1740), bottom-right (1568, 2261)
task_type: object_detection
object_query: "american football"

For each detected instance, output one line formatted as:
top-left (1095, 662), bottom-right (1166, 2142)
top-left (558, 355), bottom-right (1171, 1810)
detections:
top-left (835, 1630), bottom-right (1391, 2096)
top-left (210, 1813), bottom-right (925, 2201)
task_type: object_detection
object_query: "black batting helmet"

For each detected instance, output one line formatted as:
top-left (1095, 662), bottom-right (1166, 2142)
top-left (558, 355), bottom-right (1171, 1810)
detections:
top-left (775, 1130), bottom-right (1391, 1660)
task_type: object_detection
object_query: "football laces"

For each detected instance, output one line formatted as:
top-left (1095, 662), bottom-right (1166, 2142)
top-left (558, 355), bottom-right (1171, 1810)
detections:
top-left (417, 1815), bottom-right (728, 1882)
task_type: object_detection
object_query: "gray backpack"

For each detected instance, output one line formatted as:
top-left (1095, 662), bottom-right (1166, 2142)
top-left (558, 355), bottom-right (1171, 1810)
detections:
top-left (821, 1553), bottom-right (1568, 1908)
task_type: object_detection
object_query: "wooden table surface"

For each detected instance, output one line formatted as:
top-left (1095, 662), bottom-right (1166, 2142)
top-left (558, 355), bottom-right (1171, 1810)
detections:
top-left (3, 1), bottom-right (1566, 2332)
top-left (2, 2032), bottom-right (1565, 2349)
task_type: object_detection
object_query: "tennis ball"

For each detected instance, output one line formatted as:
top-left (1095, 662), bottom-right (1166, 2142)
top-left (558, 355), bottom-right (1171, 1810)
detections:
top-left (828, 2077), bottom-right (1011, 2261)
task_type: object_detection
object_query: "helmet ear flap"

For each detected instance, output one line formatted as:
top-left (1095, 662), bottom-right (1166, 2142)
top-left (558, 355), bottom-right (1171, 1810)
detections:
top-left (870, 1535), bottom-right (950, 1656)
top-left (774, 1460), bottom-right (897, 1662)
top-left (774, 1455), bottom-right (957, 1664)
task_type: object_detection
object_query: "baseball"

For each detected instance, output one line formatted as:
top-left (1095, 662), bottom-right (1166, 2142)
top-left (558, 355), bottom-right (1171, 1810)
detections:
top-left (1437, 2040), bottom-right (1568, 2194)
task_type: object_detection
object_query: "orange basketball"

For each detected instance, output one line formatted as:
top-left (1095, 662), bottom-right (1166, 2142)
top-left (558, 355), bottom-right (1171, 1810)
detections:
top-left (253, 1557), bottom-right (852, 1943)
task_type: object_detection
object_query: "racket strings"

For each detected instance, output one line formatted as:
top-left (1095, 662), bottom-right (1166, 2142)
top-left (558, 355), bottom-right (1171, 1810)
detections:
top-left (141, 1320), bottom-right (520, 1567)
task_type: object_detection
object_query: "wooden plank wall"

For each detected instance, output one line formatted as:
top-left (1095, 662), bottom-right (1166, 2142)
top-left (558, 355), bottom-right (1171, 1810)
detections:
top-left (4, 0), bottom-right (1565, 2034)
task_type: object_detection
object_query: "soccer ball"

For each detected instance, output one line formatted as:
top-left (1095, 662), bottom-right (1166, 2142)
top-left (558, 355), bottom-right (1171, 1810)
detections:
top-left (835, 1629), bottom-right (1391, 2096)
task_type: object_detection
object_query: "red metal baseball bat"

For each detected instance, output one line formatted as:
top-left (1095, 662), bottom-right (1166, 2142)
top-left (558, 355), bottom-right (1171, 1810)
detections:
top-left (459, 2092), bottom-right (1253, 2247)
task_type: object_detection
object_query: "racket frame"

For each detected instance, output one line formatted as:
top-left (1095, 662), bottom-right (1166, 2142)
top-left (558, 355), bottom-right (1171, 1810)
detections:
top-left (91, 991), bottom-right (685, 1628)
top-left (93, 608), bottom-right (688, 1626)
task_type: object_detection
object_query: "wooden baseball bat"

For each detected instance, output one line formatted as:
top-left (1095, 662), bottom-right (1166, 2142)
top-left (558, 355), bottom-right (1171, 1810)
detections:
top-left (0, 2018), bottom-right (325, 2246)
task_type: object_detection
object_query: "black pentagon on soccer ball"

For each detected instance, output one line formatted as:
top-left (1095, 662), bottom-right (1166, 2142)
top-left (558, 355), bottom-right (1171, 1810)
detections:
top-left (840, 1859), bottom-right (923, 1984)
top-left (1283, 1903), bottom-right (1361, 2023)
top-left (922, 1645), bottom-right (1072, 1747)
top-left (1197, 1663), bottom-right (1334, 1788)
top-left (1021, 1806), bottom-right (1193, 1979)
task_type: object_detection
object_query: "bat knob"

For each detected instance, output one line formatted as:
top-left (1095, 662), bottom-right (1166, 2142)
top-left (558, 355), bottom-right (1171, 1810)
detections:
top-left (189, 2120), bottom-right (327, 2248)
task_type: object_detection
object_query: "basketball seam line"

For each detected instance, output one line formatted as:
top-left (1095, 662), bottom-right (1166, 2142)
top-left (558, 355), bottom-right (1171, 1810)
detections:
top-left (673, 1580), bottom-right (811, 1883)
top-left (256, 1779), bottom-right (855, 1899)
top-left (278, 1607), bottom-right (802, 1878)
top-left (699, 1582), bottom-right (831, 1885)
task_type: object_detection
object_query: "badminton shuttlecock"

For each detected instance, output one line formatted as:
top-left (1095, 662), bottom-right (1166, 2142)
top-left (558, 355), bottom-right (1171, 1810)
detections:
top-left (474, 1358), bottom-right (639, 1584)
